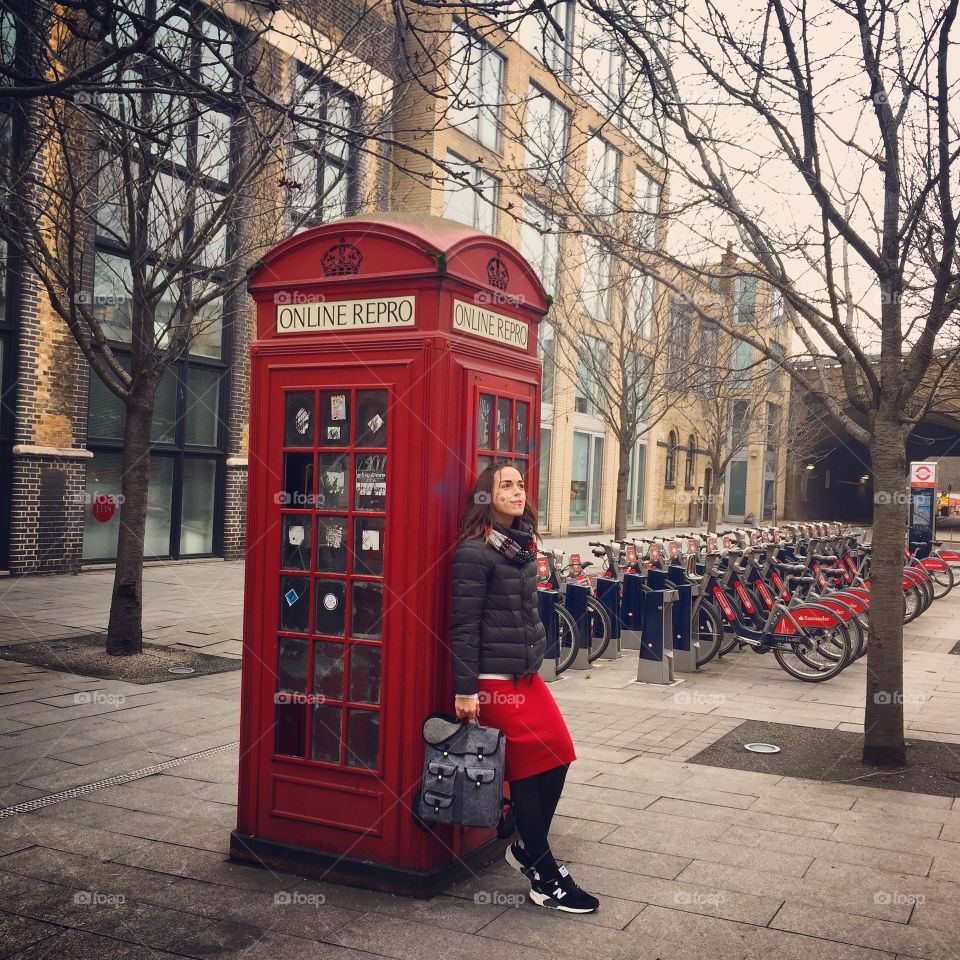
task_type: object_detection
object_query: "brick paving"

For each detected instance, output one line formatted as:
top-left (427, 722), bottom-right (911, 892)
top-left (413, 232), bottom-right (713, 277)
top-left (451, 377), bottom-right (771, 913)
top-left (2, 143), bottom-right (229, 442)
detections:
top-left (0, 560), bottom-right (958, 959)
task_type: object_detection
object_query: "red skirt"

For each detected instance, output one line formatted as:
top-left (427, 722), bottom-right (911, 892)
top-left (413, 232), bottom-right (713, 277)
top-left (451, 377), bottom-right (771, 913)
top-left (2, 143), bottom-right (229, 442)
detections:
top-left (476, 673), bottom-right (576, 781)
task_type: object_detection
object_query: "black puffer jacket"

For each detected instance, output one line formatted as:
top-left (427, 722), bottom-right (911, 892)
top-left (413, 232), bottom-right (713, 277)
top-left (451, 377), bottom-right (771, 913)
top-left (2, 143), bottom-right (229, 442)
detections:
top-left (449, 523), bottom-right (546, 696)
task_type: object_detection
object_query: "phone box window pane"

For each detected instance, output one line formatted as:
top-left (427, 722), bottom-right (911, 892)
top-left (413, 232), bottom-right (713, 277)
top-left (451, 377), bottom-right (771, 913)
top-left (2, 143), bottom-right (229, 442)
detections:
top-left (314, 578), bottom-right (346, 637)
top-left (477, 454), bottom-right (493, 474)
top-left (515, 402), bottom-right (529, 453)
top-left (281, 514), bottom-right (312, 570)
top-left (353, 517), bottom-right (385, 576)
top-left (285, 391), bottom-right (315, 447)
top-left (345, 709), bottom-right (379, 769)
top-left (496, 397), bottom-right (511, 450)
top-left (311, 703), bottom-right (342, 763)
top-left (277, 635), bottom-right (308, 692)
top-left (312, 641), bottom-right (344, 701)
top-left (275, 702), bottom-right (305, 757)
top-left (318, 454), bottom-right (349, 510)
top-left (354, 453), bottom-right (386, 511)
top-left (316, 516), bottom-right (347, 572)
top-left (348, 644), bottom-right (381, 704)
top-left (356, 390), bottom-right (387, 446)
top-left (477, 394), bottom-right (493, 449)
top-left (283, 453), bottom-right (313, 507)
top-left (321, 391), bottom-right (350, 446)
top-left (351, 581), bottom-right (383, 639)
top-left (279, 576), bottom-right (310, 633)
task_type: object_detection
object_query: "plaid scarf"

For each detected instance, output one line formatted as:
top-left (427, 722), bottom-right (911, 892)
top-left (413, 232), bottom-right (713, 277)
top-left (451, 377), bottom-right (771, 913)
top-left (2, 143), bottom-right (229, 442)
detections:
top-left (486, 518), bottom-right (538, 565)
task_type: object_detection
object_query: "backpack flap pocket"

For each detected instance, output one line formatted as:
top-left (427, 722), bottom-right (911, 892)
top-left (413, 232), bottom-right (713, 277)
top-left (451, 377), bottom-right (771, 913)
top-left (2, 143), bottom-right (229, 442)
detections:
top-left (421, 790), bottom-right (455, 824)
top-left (464, 725), bottom-right (501, 759)
top-left (426, 759), bottom-right (458, 795)
top-left (465, 765), bottom-right (496, 787)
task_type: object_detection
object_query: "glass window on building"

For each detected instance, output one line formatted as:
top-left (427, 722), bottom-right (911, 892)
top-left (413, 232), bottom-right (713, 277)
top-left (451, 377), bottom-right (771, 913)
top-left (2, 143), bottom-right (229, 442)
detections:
top-left (524, 86), bottom-right (569, 186)
top-left (577, 12), bottom-right (625, 118)
top-left (444, 151), bottom-right (498, 233)
top-left (727, 459), bottom-right (748, 518)
top-left (626, 441), bottom-right (645, 525)
top-left (448, 23), bottom-right (504, 150)
top-left (635, 168), bottom-right (661, 247)
top-left (520, 199), bottom-right (561, 295)
top-left (585, 133), bottom-right (620, 214)
top-left (516, 0), bottom-right (574, 77)
top-left (768, 340), bottom-right (785, 392)
top-left (733, 275), bottom-right (757, 325)
top-left (664, 430), bottom-right (676, 486)
top-left (770, 286), bottom-right (785, 325)
top-left (288, 71), bottom-right (359, 229)
top-left (626, 269), bottom-right (653, 339)
top-left (538, 426), bottom-right (551, 528)
top-left (537, 320), bottom-right (556, 405)
top-left (570, 430), bottom-right (604, 528)
top-left (731, 338), bottom-right (754, 385)
top-left (581, 235), bottom-right (611, 323)
top-left (574, 334), bottom-right (607, 415)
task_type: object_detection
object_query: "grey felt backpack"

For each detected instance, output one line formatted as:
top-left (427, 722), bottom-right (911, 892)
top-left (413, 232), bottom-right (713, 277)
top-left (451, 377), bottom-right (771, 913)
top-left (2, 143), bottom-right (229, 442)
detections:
top-left (415, 714), bottom-right (507, 829)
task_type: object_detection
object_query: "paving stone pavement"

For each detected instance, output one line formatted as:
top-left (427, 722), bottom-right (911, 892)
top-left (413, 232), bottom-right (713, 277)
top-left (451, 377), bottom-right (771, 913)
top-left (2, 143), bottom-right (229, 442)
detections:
top-left (0, 561), bottom-right (958, 958)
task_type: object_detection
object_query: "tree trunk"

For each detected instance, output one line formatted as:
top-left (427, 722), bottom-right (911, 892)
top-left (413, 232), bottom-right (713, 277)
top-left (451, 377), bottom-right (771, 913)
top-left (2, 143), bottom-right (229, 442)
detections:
top-left (707, 461), bottom-right (723, 533)
top-left (105, 389), bottom-right (156, 655)
top-left (614, 440), bottom-right (631, 540)
top-left (862, 415), bottom-right (908, 767)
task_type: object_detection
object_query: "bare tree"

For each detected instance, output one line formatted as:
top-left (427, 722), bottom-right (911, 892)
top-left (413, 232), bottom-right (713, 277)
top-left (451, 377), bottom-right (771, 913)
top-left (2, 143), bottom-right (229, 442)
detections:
top-left (0, 0), bottom-right (397, 653)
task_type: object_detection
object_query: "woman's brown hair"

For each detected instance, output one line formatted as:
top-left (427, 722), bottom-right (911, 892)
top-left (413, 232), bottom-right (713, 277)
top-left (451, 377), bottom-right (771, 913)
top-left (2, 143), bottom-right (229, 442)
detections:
top-left (458, 462), bottom-right (540, 542)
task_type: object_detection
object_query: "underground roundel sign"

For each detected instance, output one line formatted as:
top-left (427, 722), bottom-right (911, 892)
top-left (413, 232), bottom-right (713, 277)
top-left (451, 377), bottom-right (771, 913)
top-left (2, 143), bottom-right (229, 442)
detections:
top-left (91, 494), bottom-right (117, 523)
top-left (910, 462), bottom-right (936, 489)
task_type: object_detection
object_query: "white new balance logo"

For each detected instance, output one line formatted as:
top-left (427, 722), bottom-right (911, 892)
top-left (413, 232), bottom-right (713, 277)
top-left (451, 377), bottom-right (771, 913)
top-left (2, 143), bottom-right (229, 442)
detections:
top-left (554, 887), bottom-right (567, 899)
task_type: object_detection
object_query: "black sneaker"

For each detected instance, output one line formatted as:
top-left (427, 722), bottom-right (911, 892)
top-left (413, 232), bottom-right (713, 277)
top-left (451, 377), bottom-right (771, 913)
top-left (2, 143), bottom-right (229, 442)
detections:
top-left (528, 871), bottom-right (600, 913)
top-left (504, 841), bottom-right (537, 881)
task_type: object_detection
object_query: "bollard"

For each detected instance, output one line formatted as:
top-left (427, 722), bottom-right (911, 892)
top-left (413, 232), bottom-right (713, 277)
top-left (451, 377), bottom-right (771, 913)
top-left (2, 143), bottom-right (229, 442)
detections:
top-left (538, 589), bottom-right (560, 682)
top-left (620, 572), bottom-right (645, 650)
top-left (564, 580), bottom-right (593, 671)
top-left (667, 566), bottom-right (698, 672)
top-left (594, 576), bottom-right (622, 660)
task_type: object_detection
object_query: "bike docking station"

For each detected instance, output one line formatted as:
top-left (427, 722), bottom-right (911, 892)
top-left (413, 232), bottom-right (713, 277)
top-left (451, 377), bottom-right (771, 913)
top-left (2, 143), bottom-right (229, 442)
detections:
top-left (594, 574), bottom-right (623, 660)
top-left (565, 554), bottom-right (594, 670)
top-left (538, 587), bottom-right (561, 682)
top-left (666, 538), bottom-right (699, 673)
top-left (232, 213), bottom-right (550, 896)
top-left (636, 542), bottom-right (678, 685)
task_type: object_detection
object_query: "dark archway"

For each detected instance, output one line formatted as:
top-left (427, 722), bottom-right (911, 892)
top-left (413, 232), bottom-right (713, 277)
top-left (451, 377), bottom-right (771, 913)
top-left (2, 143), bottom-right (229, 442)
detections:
top-left (787, 415), bottom-right (960, 522)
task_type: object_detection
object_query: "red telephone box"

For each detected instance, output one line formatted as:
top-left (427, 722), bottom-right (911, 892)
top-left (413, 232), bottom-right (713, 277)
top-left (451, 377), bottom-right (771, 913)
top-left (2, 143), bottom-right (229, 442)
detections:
top-left (230, 213), bottom-right (548, 895)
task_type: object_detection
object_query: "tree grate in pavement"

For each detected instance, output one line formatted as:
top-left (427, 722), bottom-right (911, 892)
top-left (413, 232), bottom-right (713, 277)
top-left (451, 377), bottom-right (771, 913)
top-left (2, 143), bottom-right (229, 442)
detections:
top-left (0, 740), bottom-right (239, 819)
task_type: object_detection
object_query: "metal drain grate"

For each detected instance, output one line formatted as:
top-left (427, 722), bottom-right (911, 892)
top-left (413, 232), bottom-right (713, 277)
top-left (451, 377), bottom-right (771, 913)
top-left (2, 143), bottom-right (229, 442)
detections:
top-left (0, 740), bottom-right (239, 819)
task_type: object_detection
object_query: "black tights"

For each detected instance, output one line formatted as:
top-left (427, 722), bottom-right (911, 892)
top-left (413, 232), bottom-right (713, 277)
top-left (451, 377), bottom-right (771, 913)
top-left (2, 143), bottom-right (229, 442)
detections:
top-left (509, 763), bottom-right (569, 882)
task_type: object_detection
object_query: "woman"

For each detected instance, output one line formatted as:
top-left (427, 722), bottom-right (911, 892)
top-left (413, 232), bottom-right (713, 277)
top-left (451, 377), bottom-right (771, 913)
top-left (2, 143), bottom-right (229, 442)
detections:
top-left (449, 463), bottom-right (600, 914)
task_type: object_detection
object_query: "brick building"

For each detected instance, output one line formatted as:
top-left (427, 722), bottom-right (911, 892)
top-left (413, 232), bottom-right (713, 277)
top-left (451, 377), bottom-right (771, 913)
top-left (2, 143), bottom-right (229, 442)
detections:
top-left (0, 1), bottom-right (788, 576)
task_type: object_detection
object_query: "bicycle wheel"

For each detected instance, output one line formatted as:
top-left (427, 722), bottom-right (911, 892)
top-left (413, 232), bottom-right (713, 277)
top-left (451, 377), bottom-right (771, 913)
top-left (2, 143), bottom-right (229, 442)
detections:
top-left (694, 602), bottom-right (724, 666)
top-left (929, 562), bottom-right (955, 600)
top-left (903, 584), bottom-right (921, 623)
top-left (554, 603), bottom-right (580, 674)
top-left (585, 596), bottom-right (613, 662)
top-left (773, 622), bottom-right (852, 681)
